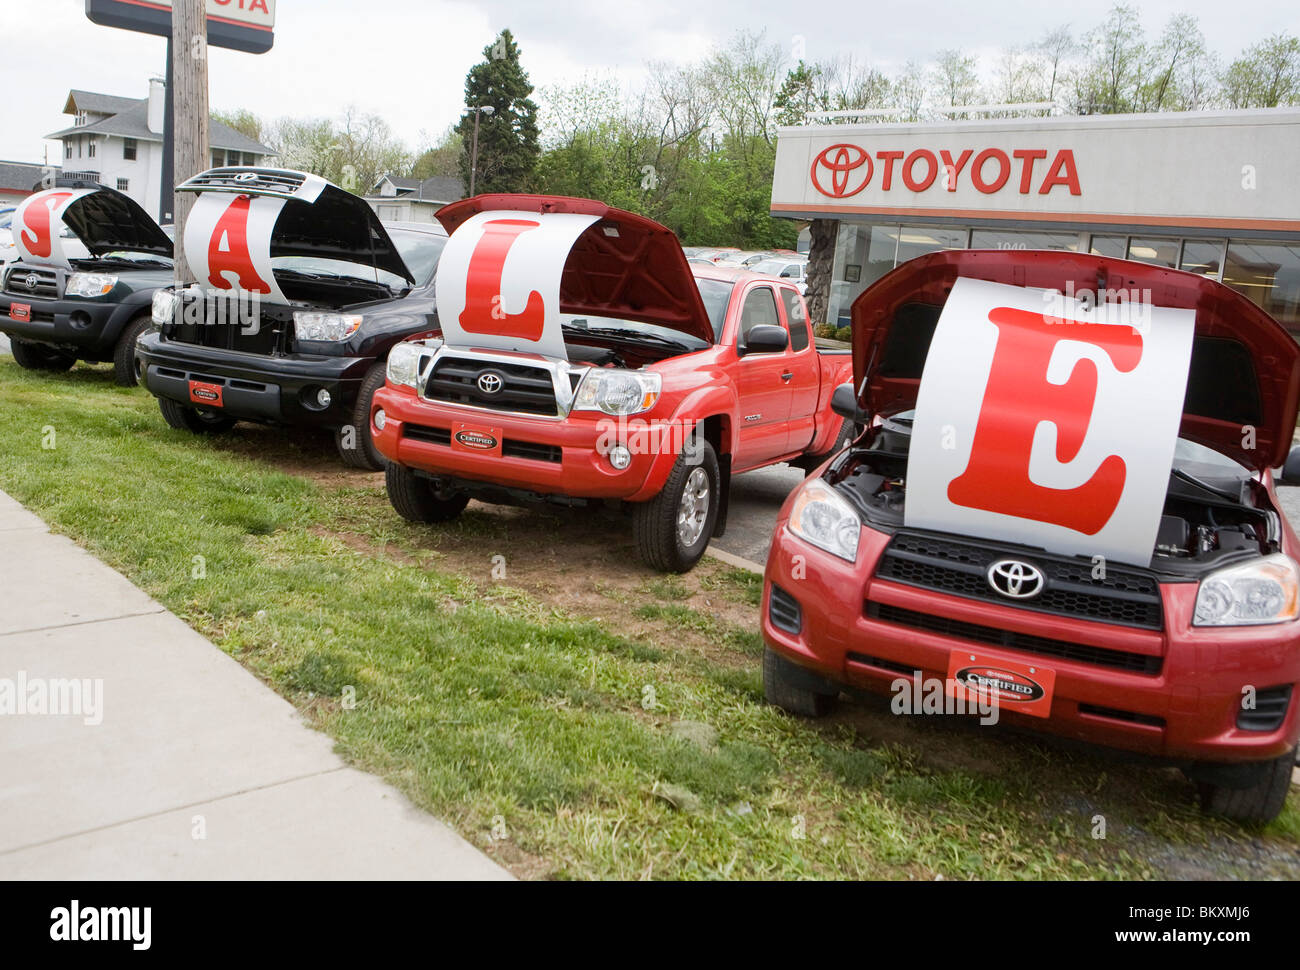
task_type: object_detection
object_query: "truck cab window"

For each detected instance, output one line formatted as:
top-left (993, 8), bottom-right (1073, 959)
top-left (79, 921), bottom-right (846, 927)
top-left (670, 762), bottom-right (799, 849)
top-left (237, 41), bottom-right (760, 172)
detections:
top-left (739, 286), bottom-right (782, 345)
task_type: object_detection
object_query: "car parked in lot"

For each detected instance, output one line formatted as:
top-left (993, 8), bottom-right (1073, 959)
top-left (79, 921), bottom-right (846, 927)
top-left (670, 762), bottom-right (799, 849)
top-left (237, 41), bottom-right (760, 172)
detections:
top-left (137, 167), bottom-right (447, 469)
top-left (372, 194), bottom-right (855, 572)
top-left (0, 206), bottom-right (16, 268)
top-left (752, 255), bottom-right (807, 294)
top-left (0, 185), bottom-right (173, 384)
top-left (761, 248), bottom-right (1300, 824)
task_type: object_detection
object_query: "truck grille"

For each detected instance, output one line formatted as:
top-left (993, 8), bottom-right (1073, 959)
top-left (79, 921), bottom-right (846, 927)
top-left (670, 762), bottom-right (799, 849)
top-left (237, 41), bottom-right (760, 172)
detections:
top-left (865, 603), bottom-right (1162, 675)
top-left (165, 303), bottom-right (293, 356)
top-left (875, 531), bottom-right (1164, 630)
top-left (4, 266), bottom-right (59, 299)
top-left (423, 356), bottom-right (559, 416)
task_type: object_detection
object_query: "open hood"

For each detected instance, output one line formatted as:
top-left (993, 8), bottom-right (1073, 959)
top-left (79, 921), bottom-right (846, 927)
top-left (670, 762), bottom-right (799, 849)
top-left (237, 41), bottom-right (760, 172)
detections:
top-left (437, 194), bottom-right (714, 343)
top-left (15, 186), bottom-right (172, 259)
top-left (177, 167), bottom-right (414, 285)
top-left (851, 249), bottom-right (1300, 471)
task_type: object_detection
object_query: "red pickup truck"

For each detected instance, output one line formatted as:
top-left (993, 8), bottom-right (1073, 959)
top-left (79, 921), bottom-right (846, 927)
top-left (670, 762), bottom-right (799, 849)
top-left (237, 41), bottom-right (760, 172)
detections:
top-left (371, 194), bottom-right (854, 571)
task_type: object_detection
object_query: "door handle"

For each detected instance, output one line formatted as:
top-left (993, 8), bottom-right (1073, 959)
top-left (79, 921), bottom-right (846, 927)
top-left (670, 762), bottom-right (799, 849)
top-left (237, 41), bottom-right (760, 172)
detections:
top-left (781, 372), bottom-right (794, 381)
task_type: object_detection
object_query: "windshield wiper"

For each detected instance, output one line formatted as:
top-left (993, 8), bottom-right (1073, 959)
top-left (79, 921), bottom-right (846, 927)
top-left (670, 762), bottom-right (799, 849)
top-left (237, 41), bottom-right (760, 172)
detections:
top-left (563, 324), bottom-right (689, 350)
top-left (1171, 467), bottom-right (1243, 504)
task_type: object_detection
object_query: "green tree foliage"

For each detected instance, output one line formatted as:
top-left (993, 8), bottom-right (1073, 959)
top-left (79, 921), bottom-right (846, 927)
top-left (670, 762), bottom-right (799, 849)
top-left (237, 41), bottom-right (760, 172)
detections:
top-left (1221, 33), bottom-right (1300, 107)
top-left (454, 29), bottom-right (541, 193)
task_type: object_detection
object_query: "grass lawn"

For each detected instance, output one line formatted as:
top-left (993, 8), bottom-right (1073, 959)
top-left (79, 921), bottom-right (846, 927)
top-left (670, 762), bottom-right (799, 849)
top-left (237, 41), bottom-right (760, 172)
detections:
top-left (1, 358), bottom-right (1297, 879)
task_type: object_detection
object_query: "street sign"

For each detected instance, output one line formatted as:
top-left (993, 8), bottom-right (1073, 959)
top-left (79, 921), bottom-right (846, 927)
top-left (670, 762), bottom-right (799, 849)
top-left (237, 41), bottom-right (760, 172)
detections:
top-left (85, 0), bottom-right (276, 54)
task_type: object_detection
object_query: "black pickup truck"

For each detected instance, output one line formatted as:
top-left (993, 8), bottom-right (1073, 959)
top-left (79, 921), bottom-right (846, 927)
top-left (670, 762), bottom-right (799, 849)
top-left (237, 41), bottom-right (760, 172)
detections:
top-left (0, 184), bottom-right (173, 385)
top-left (136, 167), bottom-right (447, 468)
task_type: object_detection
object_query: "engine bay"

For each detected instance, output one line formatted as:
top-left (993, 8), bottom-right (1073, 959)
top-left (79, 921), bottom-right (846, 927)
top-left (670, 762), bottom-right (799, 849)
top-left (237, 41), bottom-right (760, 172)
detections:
top-left (827, 415), bottom-right (1281, 573)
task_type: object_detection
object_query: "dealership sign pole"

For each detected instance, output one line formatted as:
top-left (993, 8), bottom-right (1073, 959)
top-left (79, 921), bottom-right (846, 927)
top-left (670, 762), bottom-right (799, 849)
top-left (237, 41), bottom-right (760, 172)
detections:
top-left (84, 1), bottom-right (276, 278)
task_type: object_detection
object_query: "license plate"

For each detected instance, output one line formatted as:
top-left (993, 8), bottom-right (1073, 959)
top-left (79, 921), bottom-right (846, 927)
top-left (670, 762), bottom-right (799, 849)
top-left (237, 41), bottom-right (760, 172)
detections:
top-left (9, 303), bottom-right (30, 323)
top-left (946, 651), bottom-right (1056, 718)
top-left (188, 380), bottom-right (224, 407)
top-left (451, 423), bottom-right (503, 458)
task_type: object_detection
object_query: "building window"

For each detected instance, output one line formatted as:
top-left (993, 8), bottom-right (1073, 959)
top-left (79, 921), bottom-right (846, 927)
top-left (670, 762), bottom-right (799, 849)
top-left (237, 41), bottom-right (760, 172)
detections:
top-left (123, 138), bottom-right (137, 161)
top-left (1088, 235), bottom-right (1127, 259)
top-left (1179, 240), bottom-right (1225, 279)
top-left (212, 150), bottom-right (225, 167)
top-left (243, 153), bottom-right (256, 165)
top-left (1224, 240), bottom-right (1300, 336)
top-left (64, 141), bottom-right (72, 159)
top-left (1125, 237), bottom-right (1180, 269)
top-left (87, 140), bottom-right (96, 158)
top-left (970, 229), bottom-right (1081, 252)
top-left (117, 178), bottom-right (129, 192)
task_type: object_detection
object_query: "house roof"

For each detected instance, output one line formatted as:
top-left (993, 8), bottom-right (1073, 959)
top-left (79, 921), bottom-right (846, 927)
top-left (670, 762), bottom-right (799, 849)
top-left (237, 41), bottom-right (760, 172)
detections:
top-left (47, 90), bottom-right (275, 155)
top-left (370, 173), bottom-right (465, 203)
top-left (0, 160), bottom-right (60, 194)
top-left (63, 89), bottom-right (141, 117)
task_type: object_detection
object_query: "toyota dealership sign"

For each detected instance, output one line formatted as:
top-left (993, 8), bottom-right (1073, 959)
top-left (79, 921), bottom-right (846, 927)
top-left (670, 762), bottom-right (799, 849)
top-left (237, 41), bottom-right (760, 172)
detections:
top-left (86, 0), bottom-right (276, 53)
top-left (772, 109), bottom-right (1300, 235)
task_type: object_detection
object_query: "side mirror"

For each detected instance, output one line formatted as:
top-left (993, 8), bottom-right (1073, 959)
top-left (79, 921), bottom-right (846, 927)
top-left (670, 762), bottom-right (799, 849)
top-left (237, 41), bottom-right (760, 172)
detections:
top-left (831, 382), bottom-right (866, 424)
top-left (741, 324), bottom-right (788, 355)
top-left (1281, 444), bottom-right (1300, 485)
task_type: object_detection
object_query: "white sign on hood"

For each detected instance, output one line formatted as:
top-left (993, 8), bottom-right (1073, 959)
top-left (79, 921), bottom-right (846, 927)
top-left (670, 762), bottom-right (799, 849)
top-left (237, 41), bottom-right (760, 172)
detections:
top-left (904, 276), bottom-right (1195, 567)
top-left (12, 188), bottom-right (96, 267)
top-left (434, 209), bottom-right (600, 360)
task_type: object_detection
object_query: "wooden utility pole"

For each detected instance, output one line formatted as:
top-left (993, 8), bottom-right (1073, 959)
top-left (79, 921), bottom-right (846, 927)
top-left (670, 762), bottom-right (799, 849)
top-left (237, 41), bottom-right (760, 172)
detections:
top-left (172, 0), bottom-right (209, 284)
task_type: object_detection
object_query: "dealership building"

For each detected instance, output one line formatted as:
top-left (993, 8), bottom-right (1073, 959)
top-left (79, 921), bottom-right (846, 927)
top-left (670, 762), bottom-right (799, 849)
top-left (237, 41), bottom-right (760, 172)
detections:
top-left (771, 108), bottom-right (1300, 335)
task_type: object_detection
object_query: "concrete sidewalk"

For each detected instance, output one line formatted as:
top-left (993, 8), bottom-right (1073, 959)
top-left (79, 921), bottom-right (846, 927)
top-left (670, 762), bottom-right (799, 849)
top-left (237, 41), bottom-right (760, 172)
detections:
top-left (0, 490), bottom-right (509, 879)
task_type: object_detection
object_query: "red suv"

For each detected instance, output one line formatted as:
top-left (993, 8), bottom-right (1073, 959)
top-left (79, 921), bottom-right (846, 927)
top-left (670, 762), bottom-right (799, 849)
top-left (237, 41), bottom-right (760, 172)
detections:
top-left (761, 249), bottom-right (1300, 824)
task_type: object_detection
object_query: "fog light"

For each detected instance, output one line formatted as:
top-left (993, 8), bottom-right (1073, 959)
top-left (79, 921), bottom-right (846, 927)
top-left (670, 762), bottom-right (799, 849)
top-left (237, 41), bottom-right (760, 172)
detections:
top-left (373, 409), bottom-right (386, 431)
top-left (609, 445), bottom-right (632, 470)
top-left (316, 388), bottom-right (332, 408)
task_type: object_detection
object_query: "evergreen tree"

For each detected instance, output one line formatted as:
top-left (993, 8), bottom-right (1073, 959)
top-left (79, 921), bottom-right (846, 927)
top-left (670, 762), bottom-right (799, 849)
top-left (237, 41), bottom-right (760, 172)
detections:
top-left (454, 29), bottom-right (541, 193)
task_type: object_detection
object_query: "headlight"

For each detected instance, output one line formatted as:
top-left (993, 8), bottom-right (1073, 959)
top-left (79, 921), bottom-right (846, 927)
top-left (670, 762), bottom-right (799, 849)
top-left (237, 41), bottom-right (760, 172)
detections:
top-left (66, 272), bottom-right (118, 297)
top-left (787, 478), bottom-right (861, 562)
top-left (152, 289), bottom-right (178, 325)
top-left (293, 311), bottom-right (363, 342)
top-left (1193, 554), bottom-right (1300, 626)
top-left (572, 369), bottom-right (661, 415)
top-left (387, 342), bottom-right (422, 388)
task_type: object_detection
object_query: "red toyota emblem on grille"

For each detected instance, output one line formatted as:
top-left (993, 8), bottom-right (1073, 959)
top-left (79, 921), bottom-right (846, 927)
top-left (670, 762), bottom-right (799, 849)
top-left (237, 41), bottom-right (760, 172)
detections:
top-left (810, 144), bottom-right (872, 198)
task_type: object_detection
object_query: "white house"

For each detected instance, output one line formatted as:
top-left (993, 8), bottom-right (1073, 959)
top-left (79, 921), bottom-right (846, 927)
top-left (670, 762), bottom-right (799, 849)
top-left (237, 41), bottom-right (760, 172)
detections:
top-left (46, 82), bottom-right (276, 223)
top-left (364, 173), bottom-right (464, 223)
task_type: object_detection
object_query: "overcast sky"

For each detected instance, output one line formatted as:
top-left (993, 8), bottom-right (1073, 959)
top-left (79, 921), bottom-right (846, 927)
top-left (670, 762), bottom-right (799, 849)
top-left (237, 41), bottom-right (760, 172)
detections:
top-left (2, 0), bottom-right (1296, 163)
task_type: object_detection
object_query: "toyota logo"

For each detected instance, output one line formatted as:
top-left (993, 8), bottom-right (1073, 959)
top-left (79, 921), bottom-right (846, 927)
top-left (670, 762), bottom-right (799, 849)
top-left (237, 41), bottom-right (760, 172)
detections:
top-left (987, 559), bottom-right (1045, 599)
top-left (810, 143), bottom-right (872, 198)
top-left (232, 172), bottom-right (258, 182)
top-left (24, 273), bottom-right (39, 290)
top-left (476, 371), bottom-right (504, 395)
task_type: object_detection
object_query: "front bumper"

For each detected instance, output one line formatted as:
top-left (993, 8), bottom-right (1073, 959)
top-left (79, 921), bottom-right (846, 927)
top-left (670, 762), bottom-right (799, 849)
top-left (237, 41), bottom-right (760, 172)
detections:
top-left (371, 384), bottom-right (676, 502)
top-left (763, 523), bottom-right (1300, 765)
top-left (0, 293), bottom-right (133, 358)
top-left (137, 332), bottom-right (370, 428)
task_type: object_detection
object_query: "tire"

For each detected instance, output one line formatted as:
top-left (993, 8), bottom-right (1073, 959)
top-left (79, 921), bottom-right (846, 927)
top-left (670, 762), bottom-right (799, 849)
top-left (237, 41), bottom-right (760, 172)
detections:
top-left (763, 647), bottom-right (836, 718)
top-left (1195, 746), bottom-right (1296, 826)
top-left (10, 337), bottom-right (75, 372)
top-left (112, 314), bottom-right (152, 387)
top-left (632, 438), bottom-right (720, 572)
top-left (385, 462), bottom-right (468, 523)
top-left (335, 362), bottom-right (387, 470)
top-left (158, 396), bottom-right (236, 435)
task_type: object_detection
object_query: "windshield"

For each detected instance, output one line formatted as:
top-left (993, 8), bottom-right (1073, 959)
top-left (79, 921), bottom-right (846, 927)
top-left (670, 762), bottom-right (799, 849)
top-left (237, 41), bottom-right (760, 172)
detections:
top-left (694, 277), bottom-right (733, 341)
top-left (270, 229), bottom-right (444, 290)
top-left (390, 228), bottom-right (446, 287)
top-left (562, 314), bottom-right (709, 351)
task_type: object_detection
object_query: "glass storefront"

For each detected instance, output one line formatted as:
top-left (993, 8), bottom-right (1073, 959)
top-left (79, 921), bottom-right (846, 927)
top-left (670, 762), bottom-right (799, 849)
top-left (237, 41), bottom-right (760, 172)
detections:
top-left (824, 222), bottom-right (1300, 337)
